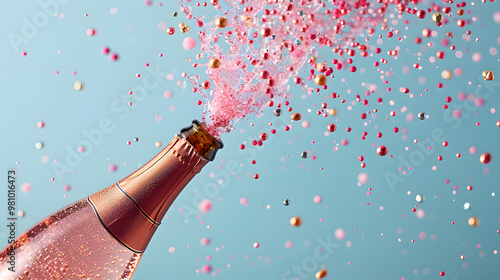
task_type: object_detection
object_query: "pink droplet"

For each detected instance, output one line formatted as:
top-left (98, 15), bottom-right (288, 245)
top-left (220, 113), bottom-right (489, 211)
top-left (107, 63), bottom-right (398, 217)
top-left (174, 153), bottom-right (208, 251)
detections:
top-left (164, 90), bottom-right (172, 99)
top-left (200, 238), bottom-right (211, 246)
top-left (109, 53), bottom-right (119, 61)
top-left (335, 228), bottom-right (346, 240)
top-left (183, 37), bottom-right (197, 50)
top-left (198, 199), bottom-right (213, 214)
top-left (101, 47), bottom-right (110, 55)
top-left (201, 264), bottom-right (211, 274)
top-left (239, 197), bottom-right (249, 206)
top-left (21, 182), bottom-right (32, 193)
top-left (108, 164), bottom-right (117, 172)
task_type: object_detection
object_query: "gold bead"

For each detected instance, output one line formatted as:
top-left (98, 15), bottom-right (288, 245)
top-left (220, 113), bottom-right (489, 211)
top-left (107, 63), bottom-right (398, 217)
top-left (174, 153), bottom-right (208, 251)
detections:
top-left (441, 70), bottom-right (452, 80)
top-left (290, 216), bottom-right (302, 227)
top-left (215, 17), bottom-right (228, 28)
top-left (315, 74), bottom-right (327, 86)
top-left (315, 269), bottom-right (328, 279)
top-left (482, 70), bottom-right (494, 81)
top-left (291, 113), bottom-right (302, 121)
top-left (468, 216), bottom-right (480, 228)
top-left (209, 58), bottom-right (221, 69)
top-left (432, 13), bottom-right (442, 23)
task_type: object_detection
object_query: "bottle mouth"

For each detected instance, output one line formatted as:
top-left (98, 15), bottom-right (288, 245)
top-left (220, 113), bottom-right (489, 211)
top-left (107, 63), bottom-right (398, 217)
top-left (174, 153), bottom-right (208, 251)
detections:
top-left (180, 120), bottom-right (223, 161)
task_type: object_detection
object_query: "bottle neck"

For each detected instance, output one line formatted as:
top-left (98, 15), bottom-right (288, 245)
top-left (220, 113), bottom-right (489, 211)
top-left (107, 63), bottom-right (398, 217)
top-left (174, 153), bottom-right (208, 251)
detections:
top-left (89, 120), bottom-right (222, 253)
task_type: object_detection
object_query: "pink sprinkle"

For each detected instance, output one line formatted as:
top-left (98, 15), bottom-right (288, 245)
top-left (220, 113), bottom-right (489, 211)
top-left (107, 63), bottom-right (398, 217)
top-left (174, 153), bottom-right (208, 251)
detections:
top-left (313, 195), bottom-right (322, 204)
top-left (21, 182), bottom-right (32, 193)
top-left (164, 90), bottom-right (172, 99)
top-left (63, 184), bottom-right (71, 191)
top-left (37, 121), bottom-right (45, 128)
top-left (416, 209), bottom-right (426, 219)
top-left (201, 264), bottom-right (211, 274)
top-left (108, 164), bottom-right (117, 172)
top-left (86, 28), bottom-right (96, 36)
top-left (301, 120), bottom-right (310, 128)
top-left (285, 241), bottom-right (293, 249)
top-left (183, 37), bottom-right (197, 50)
top-left (419, 232), bottom-right (427, 240)
top-left (335, 228), bottom-right (346, 240)
top-left (239, 197), bottom-right (249, 207)
top-left (469, 146), bottom-right (477, 154)
top-left (109, 53), bottom-right (119, 61)
top-left (101, 47), bottom-right (110, 55)
top-left (200, 238), bottom-right (211, 246)
top-left (77, 146), bottom-right (85, 153)
top-left (168, 247), bottom-right (175, 253)
top-left (253, 242), bottom-right (260, 248)
top-left (358, 172), bottom-right (369, 184)
top-left (198, 199), bottom-right (213, 214)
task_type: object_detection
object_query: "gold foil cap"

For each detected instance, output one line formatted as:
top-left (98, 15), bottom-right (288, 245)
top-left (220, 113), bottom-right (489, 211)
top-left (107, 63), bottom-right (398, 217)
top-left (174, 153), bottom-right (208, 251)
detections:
top-left (180, 120), bottom-right (223, 161)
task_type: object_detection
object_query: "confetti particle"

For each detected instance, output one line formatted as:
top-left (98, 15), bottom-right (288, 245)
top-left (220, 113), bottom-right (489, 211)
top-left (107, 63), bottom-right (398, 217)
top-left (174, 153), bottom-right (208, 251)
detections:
top-left (74, 81), bottom-right (83, 91)
top-left (468, 217), bottom-right (480, 228)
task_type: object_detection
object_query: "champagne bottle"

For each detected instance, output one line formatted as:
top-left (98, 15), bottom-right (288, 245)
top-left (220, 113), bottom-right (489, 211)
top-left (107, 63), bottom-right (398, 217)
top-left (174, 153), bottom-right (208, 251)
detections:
top-left (0, 120), bottom-right (223, 279)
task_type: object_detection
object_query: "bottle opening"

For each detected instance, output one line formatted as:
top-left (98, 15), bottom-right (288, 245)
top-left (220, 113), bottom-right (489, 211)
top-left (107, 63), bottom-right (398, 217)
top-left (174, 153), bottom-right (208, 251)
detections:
top-left (180, 120), bottom-right (223, 161)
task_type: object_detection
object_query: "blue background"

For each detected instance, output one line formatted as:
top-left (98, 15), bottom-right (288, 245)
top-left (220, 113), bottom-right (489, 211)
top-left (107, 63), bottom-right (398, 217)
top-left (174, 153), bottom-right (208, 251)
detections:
top-left (1, 1), bottom-right (499, 279)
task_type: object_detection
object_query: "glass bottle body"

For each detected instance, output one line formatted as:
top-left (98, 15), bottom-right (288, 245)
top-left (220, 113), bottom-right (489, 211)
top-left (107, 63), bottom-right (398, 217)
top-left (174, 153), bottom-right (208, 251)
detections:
top-left (0, 199), bottom-right (142, 280)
